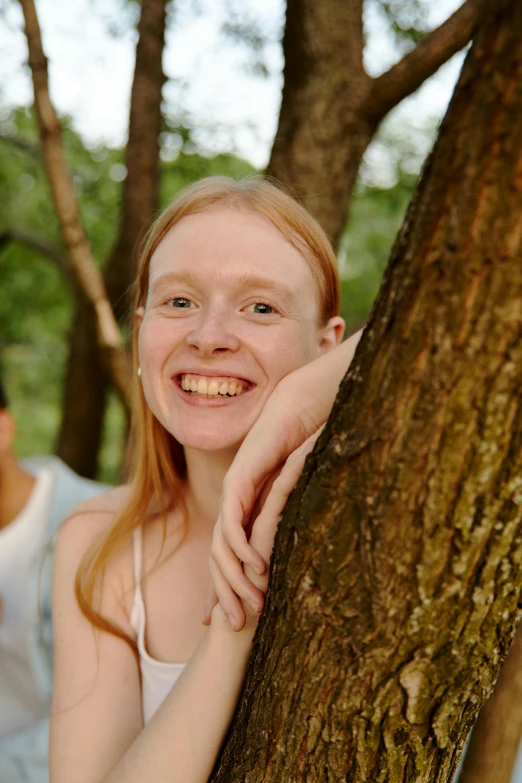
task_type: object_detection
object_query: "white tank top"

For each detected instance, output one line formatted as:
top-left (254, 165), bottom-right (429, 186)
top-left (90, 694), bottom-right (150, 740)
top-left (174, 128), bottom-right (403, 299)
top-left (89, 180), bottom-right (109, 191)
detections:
top-left (129, 526), bottom-right (186, 724)
top-left (0, 467), bottom-right (53, 737)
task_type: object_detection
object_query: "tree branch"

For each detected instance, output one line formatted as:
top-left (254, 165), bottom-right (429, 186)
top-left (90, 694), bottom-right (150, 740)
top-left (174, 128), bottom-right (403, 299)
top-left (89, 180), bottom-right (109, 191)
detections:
top-left (0, 228), bottom-right (71, 283)
top-left (459, 625), bottom-right (522, 783)
top-left (18, 0), bottom-right (131, 410)
top-left (366, 0), bottom-right (484, 123)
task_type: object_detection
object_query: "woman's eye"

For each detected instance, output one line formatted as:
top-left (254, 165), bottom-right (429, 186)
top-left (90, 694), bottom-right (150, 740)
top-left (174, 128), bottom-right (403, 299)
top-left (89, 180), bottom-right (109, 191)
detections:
top-left (169, 297), bottom-right (192, 308)
top-left (246, 302), bottom-right (275, 315)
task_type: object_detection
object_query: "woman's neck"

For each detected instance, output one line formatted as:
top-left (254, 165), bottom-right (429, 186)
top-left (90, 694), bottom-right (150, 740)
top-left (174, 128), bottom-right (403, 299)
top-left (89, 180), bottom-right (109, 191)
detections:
top-left (182, 446), bottom-right (238, 530)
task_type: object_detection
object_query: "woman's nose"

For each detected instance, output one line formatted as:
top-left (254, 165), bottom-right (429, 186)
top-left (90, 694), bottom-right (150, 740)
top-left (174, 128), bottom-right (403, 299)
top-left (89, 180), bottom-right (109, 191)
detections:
top-left (185, 309), bottom-right (240, 355)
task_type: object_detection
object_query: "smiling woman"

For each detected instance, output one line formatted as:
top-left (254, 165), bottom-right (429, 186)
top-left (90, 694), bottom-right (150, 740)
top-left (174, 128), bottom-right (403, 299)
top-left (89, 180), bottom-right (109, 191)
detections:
top-left (49, 176), bottom-right (349, 783)
top-left (136, 205), bottom-right (342, 452)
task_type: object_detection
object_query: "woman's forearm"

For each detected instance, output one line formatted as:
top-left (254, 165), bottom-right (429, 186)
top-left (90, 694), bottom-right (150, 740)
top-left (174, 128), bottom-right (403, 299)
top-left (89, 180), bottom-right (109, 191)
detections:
top-left (276, 329), bottom-right (363, 436)
top-left (105, 606), bottom-right (255, 783)
top-left (199, 329), bottom-right (364, 631)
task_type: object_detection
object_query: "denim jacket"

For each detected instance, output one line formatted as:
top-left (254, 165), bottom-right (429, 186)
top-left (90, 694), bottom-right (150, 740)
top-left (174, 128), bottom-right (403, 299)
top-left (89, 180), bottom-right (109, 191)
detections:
top-left (0, 456), bottom-right (108, 783)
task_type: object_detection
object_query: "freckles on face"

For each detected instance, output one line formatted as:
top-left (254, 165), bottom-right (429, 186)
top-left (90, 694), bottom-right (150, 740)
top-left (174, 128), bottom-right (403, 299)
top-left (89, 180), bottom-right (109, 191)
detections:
top-left (137, 207), bottom-right (323, 450)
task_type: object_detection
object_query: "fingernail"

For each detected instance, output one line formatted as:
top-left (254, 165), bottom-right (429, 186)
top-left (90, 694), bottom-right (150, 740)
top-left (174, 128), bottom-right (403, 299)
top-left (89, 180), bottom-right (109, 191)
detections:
top-left (248, 600), bottom-right (261, 614)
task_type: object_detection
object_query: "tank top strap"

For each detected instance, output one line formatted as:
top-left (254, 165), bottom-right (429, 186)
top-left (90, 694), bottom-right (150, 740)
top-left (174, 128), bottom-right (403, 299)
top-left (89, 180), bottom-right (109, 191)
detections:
top-left (132, 525), bottom-right (143, 587)
top-left (130, 526), bottom-right (145, 637)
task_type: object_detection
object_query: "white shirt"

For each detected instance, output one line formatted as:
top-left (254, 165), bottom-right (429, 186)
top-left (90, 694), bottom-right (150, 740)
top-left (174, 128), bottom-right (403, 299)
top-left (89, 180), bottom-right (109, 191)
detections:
top-left (0, 467), bottom-right (54, 737)
top-left (129, 526), bottom-right (186, 724)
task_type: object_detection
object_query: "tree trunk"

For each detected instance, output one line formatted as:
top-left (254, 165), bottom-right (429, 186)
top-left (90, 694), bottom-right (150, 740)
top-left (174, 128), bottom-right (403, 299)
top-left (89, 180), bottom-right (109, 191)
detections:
top-left (104, 0), bottom-right (167, 316)
top-left (57, 299), bottom-right (109, 477)
top-left (266, 0), bottom-right (371, 246)
top-left (56, 0), bottom-right (168, 477)
top-left (267, 0), bottom-right (482, 246)
top-left (211, 1), bottom-right (522, 780)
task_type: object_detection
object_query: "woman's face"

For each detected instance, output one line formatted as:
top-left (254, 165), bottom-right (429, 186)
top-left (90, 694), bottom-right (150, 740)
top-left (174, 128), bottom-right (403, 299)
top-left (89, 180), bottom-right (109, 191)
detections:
top-left (137, 207), bottom-right (344, 452)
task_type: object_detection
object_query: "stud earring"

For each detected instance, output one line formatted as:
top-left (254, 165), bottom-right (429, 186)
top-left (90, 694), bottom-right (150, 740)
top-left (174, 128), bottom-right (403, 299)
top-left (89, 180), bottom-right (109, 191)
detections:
top-left (137, 367), bottom-right (142, 378)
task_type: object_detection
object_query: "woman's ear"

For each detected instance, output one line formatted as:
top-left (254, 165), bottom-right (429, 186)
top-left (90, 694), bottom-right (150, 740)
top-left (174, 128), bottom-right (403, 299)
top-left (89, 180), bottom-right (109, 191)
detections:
top-left (316, 316), bottom-right (345, 356)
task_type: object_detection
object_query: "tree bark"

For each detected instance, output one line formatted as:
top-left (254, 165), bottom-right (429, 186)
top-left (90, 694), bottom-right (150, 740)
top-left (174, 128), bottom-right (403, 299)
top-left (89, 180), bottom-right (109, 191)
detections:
top-left (56, 0), bottom-right (168, 477)
top-left (211, 1), bottom-right (522, 780)
top-left (18, 0), bottom-right (130, 409)
top-left (104, 0), bottom-right (168, 315)
top-left (266, 0), bottom-right (483, 247)
top-left (57, 299), bottom-right (110, 477)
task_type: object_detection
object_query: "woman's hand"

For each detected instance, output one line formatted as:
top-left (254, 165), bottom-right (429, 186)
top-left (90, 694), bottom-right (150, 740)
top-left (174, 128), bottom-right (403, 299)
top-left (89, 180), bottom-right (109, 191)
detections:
top-left (204, 426), bottom-right (325, 631)
top-left (202, 330), bottom-right (363, 631)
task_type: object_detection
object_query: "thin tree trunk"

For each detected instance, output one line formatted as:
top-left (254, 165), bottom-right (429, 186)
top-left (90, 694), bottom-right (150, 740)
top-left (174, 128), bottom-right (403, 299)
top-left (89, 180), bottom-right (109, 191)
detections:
top-left (105, 0), bottom-right (168, 315)
top-left (18, 0), bottom-right (130, 408)
top-left (57, 300), bottom-right (109, 477)
top-left (267, 0), bottom-right (482, 247)
top-left (56, 0), bottom-right (168, 477)
top-left (211, 1), bottom-right (522, 780)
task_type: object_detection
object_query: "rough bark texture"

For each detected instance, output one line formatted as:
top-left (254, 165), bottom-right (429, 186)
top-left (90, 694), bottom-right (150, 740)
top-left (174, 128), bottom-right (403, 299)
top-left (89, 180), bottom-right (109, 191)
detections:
top-left (267, 0), bottom-right (482, 247)
top-left (459, 628), bottom-right (522, 783)
top-left (211, 1), bottom-right (522, 780)
top-left (19, 0), bottom-right (130, 408)
top-left (56, 0), bottom-right (168, 476)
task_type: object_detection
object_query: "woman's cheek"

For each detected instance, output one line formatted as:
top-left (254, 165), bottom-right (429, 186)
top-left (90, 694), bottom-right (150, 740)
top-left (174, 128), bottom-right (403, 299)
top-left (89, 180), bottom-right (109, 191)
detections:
top-left (139, 316), bottom-right (177, 371)
top-left (269, 340), bottom-right (312, 378)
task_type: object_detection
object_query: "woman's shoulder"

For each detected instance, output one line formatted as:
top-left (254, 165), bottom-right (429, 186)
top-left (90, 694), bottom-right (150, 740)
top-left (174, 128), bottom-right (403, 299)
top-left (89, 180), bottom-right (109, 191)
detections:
top-left (60, 483), bottom-right (131, 534)
top-left (53, 484), bottom-right (137, 629)
top-left (54, 484), bottom-right (133, 576)
top-left (66, 483), bottom-right (132, 520)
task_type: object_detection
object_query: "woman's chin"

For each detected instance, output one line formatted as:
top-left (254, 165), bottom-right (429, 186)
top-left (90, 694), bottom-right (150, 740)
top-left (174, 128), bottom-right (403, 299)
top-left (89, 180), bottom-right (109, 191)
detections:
top-left (173, 427), bottom-right (246, 453)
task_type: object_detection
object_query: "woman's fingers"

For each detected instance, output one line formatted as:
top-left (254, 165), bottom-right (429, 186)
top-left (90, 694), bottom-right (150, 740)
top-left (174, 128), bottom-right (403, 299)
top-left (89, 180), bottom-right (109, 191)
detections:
top-left (211, 527), bottom-right (266, 610)
top-left (205, 427), bottom-right (325, 632)
top-left (218, 483), bottom-right (267, 575)
top-left (207, 555), bottom-right (246, 632)
top-left (249, 427), bottom-right (324, 558)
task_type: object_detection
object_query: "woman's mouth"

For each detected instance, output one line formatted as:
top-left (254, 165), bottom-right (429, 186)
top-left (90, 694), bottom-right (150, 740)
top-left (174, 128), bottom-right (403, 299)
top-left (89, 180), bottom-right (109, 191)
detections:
top-left (180, 373), bottom-right (248, 397)
top-left (173, 373), bottom-right (255, 406)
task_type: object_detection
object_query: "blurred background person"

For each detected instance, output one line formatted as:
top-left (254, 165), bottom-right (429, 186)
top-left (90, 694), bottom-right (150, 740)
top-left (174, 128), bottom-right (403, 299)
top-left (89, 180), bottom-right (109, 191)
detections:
top-left (0, 375), bottom-right (108, 783)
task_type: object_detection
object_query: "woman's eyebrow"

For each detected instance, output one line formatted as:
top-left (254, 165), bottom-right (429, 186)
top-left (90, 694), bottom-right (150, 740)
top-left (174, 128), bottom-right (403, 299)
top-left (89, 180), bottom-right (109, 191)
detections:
top-left (235, 272), bottom-right (295, 301)
top-left (149, 271), bottom-right (197, 295)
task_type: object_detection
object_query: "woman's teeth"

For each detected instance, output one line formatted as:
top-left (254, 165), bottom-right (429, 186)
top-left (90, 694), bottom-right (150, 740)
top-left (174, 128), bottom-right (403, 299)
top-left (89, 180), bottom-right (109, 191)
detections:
top-left (180, 375), bottom-right (244, 396)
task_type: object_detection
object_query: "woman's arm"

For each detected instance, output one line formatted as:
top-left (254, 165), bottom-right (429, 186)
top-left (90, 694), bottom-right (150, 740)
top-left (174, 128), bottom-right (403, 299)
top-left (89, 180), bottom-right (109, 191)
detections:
top-left (104, 606), bottom-right (256, 783)
top-left (202, 329), bottom-right (363, 629)
top-left (50, 502), bottom-right (260, 783)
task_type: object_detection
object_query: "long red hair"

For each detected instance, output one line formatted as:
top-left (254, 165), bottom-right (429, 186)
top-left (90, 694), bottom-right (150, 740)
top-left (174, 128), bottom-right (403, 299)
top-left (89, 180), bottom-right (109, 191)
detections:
top-left (75, 175), bottom-right (341, 651)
